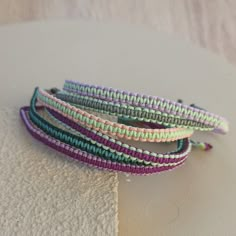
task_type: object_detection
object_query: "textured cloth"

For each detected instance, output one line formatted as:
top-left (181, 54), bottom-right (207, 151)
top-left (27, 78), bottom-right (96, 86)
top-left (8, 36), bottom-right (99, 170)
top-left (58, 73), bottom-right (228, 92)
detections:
top-left (0, 108), bottom-right (118, 236)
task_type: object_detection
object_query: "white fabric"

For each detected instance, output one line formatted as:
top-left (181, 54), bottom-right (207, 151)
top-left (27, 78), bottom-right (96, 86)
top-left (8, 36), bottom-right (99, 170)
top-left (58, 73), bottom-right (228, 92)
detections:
top-left (0, 108), bottom-right (118, 236)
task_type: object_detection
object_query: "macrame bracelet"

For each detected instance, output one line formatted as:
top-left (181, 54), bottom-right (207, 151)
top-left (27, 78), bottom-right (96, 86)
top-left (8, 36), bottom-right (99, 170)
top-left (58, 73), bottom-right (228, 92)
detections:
top-left (37, 88), bottom-right (194, 142)
top-left (19, 81), bottom-right (228, 175)
top-left (45, 109), bottom-right (190, 164)
top-left (19, 88), bottom-right (191, 174)
top-left (56, 90), bottom-right (213, 131)
top-left (63, 80), bottom-right (228, 134)
top-left (20, 109), bottom-right (186, 175)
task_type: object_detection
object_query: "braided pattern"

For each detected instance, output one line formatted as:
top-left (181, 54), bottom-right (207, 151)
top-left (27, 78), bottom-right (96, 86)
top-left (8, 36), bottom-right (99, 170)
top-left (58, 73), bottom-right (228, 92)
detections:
top-left (64, 80), bottom-right (228, 134)
top-left (44, 108), bottom-right (190, 162)
top-left (56, 91), bottom-right (214, 131)
top-left (37, 89), bottom-right (194, 142)
top-left (18, 89), bottom-right (191, 174)
top-left (20, 108), bottom-right (185, 175)
top-left (19, 80), bottom-right (228, 175)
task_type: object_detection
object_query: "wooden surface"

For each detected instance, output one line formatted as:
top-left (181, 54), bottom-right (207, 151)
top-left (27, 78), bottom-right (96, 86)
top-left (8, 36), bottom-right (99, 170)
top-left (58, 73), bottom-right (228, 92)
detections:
top-left (0, 0), bottom-right (236, 65)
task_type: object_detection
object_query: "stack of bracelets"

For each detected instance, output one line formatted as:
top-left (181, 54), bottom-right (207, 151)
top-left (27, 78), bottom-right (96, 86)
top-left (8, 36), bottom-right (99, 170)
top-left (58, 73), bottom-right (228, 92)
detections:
top-left (20, 80), bottom-right (229, 175)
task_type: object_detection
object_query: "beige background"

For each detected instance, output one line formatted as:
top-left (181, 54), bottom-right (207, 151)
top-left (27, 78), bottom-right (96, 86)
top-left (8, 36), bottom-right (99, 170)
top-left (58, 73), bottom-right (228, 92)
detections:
top-left (0, 0), bottom-right (236, 65)
top-left (0, 2), bottom-right (236, 235)
top-left (0, 20), bottom-right (235, 236)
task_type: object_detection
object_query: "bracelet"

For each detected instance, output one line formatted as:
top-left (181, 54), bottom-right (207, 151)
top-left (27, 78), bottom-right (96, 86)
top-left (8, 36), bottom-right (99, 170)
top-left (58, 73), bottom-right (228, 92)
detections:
top-left (37, 88), bottom-right (194, 142)
top-left (19, 81), bottom-right (228, 175)
top-left (56, 90), bottom-right (213, 131)
top-left (19, 88), bottom-right (191, 174)
top-left (20, 109), bottom-right (186, 175)
top-left (63, 80), bottom-right (228, 134)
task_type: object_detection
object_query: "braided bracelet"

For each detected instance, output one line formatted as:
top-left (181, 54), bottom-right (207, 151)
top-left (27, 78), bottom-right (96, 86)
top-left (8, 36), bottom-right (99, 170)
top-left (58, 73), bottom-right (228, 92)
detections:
top-left (19, 88), bottom-right (191, 175)
top-left (19, 82), bottom-right (228, 175)
top-left (20, 109), bottom-right (186, 175)
top-left (56, 90), bottom-right (213, 131)
top-left (63, 80), bottom-right (228, 134)
top-left (37, 88), bottom-right (194, 142)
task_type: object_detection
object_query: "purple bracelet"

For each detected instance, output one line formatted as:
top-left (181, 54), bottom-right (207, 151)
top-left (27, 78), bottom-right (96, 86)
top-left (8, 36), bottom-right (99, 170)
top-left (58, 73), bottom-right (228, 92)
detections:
top-left (63, 80), bottom-right (228, 134)
top-left (20, 107), bottom-right (185, 175)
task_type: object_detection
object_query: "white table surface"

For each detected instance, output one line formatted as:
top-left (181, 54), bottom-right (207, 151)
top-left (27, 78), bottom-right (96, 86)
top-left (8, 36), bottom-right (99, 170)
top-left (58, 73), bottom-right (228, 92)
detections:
top-left (0, 20), bottom-right (235, 236)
